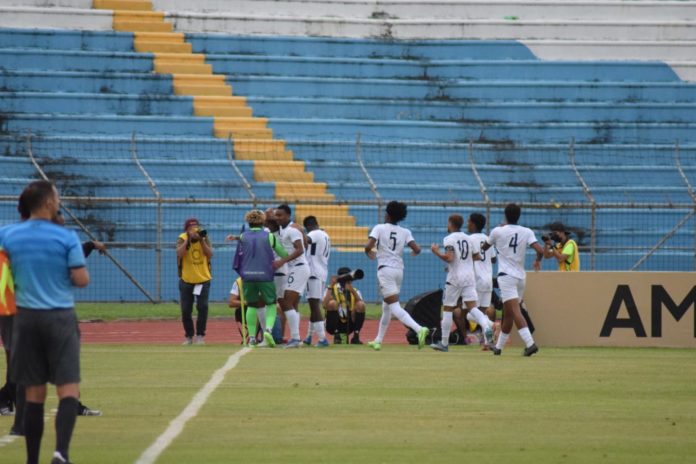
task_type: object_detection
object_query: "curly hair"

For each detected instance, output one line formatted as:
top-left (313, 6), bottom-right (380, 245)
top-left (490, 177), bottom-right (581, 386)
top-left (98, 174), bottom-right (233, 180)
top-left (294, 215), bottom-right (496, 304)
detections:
top-left (386, 201), bottom-right (408, 224)
top-left (245, 209), bottom-right (266, 226)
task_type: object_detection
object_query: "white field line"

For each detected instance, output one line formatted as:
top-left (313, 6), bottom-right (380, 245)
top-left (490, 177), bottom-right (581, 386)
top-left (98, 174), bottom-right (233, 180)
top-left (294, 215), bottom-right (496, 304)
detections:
top-left (134, 347), bottom-right (252, 464)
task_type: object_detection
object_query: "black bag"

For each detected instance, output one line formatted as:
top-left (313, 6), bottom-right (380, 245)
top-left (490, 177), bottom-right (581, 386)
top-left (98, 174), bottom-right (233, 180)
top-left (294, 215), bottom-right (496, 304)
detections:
top-left (403, 289), bottom-right (463, 345)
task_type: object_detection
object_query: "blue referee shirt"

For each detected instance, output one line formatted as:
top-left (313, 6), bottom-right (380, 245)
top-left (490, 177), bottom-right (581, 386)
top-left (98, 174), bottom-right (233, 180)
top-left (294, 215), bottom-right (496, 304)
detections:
top-left (0, 219), bottom-right (86, 310)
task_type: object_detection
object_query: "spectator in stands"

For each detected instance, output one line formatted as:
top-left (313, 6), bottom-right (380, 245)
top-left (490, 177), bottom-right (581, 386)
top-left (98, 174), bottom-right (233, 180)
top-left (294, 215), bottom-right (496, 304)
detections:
top-left (0, 180), bottom-right (89, 464)
top-left (322, 267), bottom-right (366, 344)
top-left (542, 222), bottom-right (580, 271)
top-left (177, 218), bottom-right (213, 345)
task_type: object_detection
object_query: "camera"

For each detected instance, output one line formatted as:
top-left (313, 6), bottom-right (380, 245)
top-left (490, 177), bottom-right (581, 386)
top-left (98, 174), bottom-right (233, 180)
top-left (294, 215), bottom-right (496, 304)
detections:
top-left (542, 232), bottom-right (561, 243)
top-left (337, 268), bottom-right (364, 284)
top-left (198, 228), bottom-right (208, 238)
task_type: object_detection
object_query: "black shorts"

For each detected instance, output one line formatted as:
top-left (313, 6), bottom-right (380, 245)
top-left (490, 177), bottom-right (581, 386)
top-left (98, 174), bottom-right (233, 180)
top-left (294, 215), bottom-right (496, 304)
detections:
top-left (0, 315), bottom-right (12, 352)
top-left (11, 308), bottom-right (81, 386)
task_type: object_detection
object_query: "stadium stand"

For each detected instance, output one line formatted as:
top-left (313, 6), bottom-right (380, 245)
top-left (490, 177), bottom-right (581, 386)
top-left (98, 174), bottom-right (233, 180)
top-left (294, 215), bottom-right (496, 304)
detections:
top-left (0, 0), bottom-right (695, 300)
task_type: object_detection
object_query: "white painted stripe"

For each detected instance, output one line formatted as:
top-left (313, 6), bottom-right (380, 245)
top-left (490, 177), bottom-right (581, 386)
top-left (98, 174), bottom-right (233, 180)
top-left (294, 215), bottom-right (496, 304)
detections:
top-left (134, 348), bottom-right (252, 464)
top-left (0, 434), bottom-right (19, 447)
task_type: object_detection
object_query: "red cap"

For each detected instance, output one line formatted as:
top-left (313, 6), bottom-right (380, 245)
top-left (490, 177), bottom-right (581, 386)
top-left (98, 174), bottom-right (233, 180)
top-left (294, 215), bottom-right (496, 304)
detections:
top-left (183, 218), bottom-right (199, 231)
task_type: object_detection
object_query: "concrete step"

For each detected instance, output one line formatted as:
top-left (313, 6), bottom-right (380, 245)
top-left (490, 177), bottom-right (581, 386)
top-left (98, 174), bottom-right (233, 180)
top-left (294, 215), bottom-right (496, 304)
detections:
top-left (227, 75), bottom-right (696, 102)
top-left (0, 27), bottom-right (133, 52)
top-left (134, 40), bottom-right (192, 53)
top-left (274, 181), bottom-right (333, 201)
top-left (0, 7), bottom-right (113, 31)
top-left (152, 0), bottom-right (696, 21)
top-left (0, 49), bottom-right (154, 73)
top-left (0, 70), bottom-right (173, 94)
top-left (194, 105), bottom-right (253, 117)
top-left (94, 0), bottom-right (153, 10)
top-left (166, 12), bottom-right (696, 41)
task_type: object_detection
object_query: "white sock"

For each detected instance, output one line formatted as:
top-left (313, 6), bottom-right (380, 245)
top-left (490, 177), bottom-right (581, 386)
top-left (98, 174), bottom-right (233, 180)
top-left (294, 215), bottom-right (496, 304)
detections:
top-left (313, 321), bottom-right (326, 341)
top-left (389, 302), bottom-right (422, 333)
top-left (518, 327), bottom-right (535, 348)
top-left (467, 307), bottom-right (491, 330)
top-left (305, 320), bottom-right (313, 339)
top-left (258, 307), bottom-right (267, 332)
top-left (441, 311), bottom-right (453, 347)
top-left (286, 309), bottom-right (300, 340)
top-left (496, 332), bottom-right (510, 351)
top-left (375, 302), bottom-right (391, 343)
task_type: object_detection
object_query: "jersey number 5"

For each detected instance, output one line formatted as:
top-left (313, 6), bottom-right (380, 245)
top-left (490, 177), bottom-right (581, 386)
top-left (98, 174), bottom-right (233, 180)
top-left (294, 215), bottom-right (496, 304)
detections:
top-left (389, 231), bottom-right (397, 251)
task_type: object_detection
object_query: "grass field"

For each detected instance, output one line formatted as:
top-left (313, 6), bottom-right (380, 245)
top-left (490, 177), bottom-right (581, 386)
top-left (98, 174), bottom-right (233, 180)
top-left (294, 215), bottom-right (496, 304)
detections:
top-left (1, 345), bottom-right (695, 463)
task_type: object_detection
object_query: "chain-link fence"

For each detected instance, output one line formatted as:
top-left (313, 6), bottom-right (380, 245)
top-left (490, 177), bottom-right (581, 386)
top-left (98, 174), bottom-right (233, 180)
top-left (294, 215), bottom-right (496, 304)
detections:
top-left (0, 134), bottom-right (693, 302)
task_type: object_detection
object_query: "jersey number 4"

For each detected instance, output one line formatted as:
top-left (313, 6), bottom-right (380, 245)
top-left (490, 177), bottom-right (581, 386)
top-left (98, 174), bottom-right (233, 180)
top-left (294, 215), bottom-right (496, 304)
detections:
top-left (509, 233), bottom-right (519, 254)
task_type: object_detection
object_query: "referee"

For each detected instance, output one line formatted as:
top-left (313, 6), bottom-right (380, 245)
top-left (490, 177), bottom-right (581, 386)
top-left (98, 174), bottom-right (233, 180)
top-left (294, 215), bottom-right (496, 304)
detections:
top-left (0, 181), bottom-right (89, 464)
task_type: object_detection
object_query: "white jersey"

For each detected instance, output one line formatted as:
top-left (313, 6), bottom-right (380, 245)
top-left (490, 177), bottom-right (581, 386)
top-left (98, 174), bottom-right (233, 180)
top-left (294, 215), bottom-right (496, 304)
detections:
top-left (266, 227), bottom-right (288, 275)
top-left (306, 229), bottom-right (331, 281)
top-left (279, 222), bottom-right (308, 267)
top-left (470, 232), bottom-right (494, 281)
top-left (487, 224), bottom-right (538, 280)
top-left (443, 232), bottom-right (478, 287)
top-left (369, 223), bottom-right (415, 270)
top-left (229, 280), bottom-right (240, 296)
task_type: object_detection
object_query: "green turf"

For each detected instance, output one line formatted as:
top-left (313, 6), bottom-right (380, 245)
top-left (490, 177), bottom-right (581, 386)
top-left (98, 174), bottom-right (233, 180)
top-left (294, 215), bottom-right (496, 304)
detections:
top-left (75, 302), bottom-right (384, 321)
top-left (1, 346), bottom-right (695, 463)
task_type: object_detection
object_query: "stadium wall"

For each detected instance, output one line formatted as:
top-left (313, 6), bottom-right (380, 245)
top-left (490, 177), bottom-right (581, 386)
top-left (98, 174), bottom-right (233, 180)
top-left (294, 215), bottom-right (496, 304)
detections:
top-left (526, 272), bottom-right (696, 348)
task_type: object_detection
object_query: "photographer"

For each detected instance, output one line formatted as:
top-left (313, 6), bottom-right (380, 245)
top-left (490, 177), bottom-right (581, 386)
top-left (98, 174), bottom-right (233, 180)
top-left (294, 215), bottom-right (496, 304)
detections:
top-left (322, 267), bottom-right (366, 344)
top-left (542, 222), bottom-right (580, 271)
top-left (177, 217), bottom-right (213, 345)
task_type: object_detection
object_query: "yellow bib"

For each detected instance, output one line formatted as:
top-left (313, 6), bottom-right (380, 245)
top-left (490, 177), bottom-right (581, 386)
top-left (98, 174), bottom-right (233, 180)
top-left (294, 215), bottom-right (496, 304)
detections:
top-left (0, 248), bottom-right (17, 316)
top-left (178, 233), bottom-right (212, 283)
top-left (557, 239), bottom-right (580, 272)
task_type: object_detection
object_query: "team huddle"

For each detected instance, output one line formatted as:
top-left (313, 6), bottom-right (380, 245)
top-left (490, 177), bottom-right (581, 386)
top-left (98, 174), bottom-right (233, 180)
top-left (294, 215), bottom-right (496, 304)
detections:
top-left (233, 200), bottom-right (543, 356)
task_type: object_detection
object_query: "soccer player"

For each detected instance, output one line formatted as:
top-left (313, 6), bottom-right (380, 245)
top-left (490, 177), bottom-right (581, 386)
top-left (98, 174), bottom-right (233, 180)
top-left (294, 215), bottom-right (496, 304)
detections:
top-left (0, 181), bottom-right (89, 464)
top-left (430, 214), bottom-right (494, 352)
top-left (467, 212), bottom-right (497, 344)
top-left (275, 204), bottom-right (310, 348)
top-left (482, 203), bottom-right (544, 356)
top-left (302, 215), bottom-right (330, 348)
top-left (364, 201), bottom-right (429, 351)
top-left (233, 209), bottom-right (288, 347)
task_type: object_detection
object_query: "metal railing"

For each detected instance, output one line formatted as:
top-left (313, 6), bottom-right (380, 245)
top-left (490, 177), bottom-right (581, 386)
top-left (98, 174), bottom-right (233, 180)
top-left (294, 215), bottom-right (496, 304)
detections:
top-left (1, 133), bottom-right (693, 301)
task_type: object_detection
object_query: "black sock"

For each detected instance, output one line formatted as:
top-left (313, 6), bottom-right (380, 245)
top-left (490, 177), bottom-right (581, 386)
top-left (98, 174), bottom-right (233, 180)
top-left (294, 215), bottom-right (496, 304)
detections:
top-left (325, 311), bottom-right (339, 334)
top-left (353, 312), bottom-right (365, 333)
top-left (55, 397), bottom-right (79, 461)
top-left (13, 385), bottom-right (25, 433)
top-left (25, 401), bottom-right (44, 464)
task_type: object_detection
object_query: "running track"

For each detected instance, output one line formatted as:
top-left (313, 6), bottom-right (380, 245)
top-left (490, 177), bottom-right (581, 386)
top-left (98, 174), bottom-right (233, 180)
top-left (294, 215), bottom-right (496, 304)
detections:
top-left (80, 318), bottom-right (408, 345)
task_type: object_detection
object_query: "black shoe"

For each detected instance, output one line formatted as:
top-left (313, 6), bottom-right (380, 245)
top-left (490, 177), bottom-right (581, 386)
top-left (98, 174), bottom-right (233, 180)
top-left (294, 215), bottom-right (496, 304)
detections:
top-left (523, 344), bottom-right (539, 357)
top-left (350, 334), bottom-right (363, 345)
top-left (78, 402), bottom-right (102, 416)
top-left (491, 346), bottom-right (502, 356)
top-left (50, 451), bottom-right (73, 464)
top-left (333, 333), bottom-right (342, 345)
top-left (9, 425), bottom-right (24, 436)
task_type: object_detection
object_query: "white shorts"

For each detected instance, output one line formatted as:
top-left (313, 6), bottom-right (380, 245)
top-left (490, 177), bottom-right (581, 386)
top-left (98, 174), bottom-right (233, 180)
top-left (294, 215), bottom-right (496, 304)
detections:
top-left (286, 263), bottom-right (310, 295)
top-left (498, 274), bottom-right (525, 303)
top-left (274, 273), bottom-right (287, 299)
top-left (443, 282), bottom-right (478, 307)
top-left (476, 276), bottom-right (493, 308)
top-left (377, 266), bottom-right (403, 299)
top-left (306, 276), bottom-right (324, 300)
